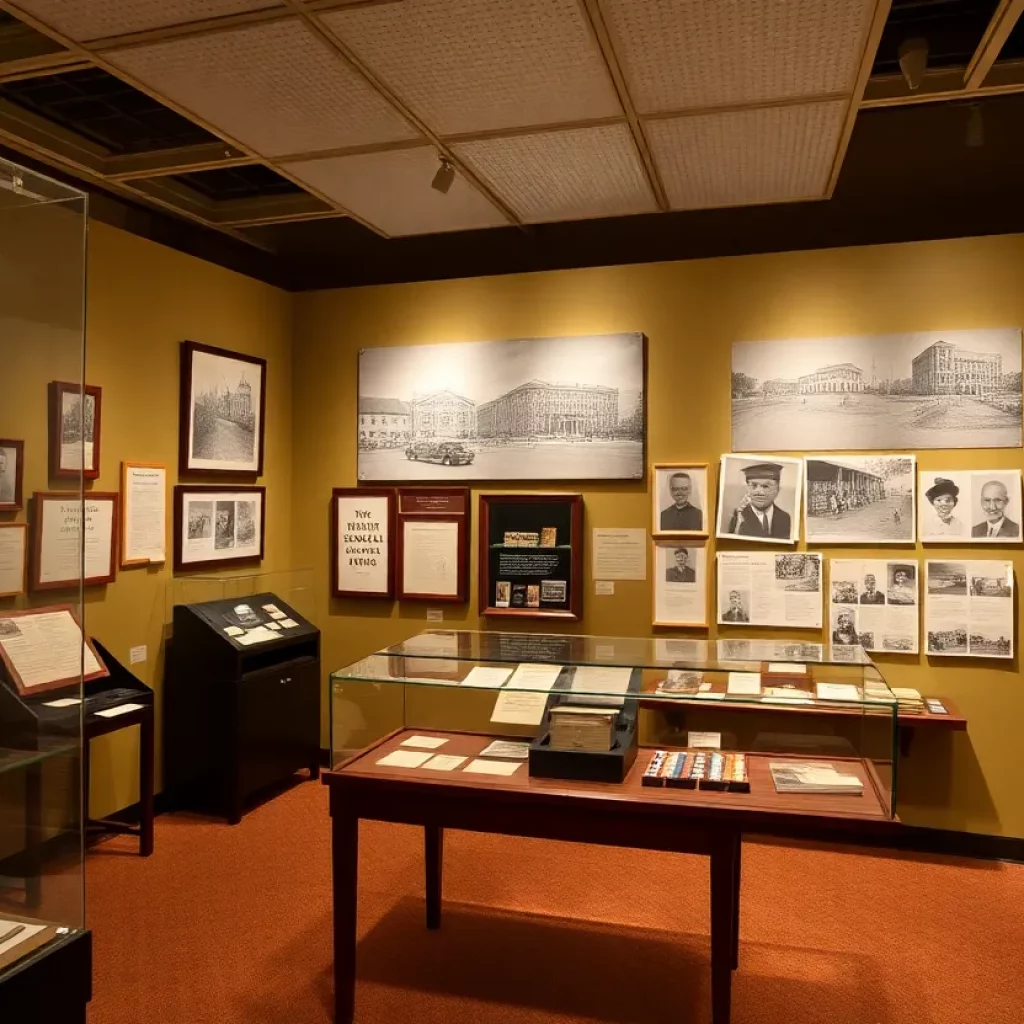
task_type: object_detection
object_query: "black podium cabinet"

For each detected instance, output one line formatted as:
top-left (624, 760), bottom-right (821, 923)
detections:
top-left (165, 593), bottom-right (321, 824)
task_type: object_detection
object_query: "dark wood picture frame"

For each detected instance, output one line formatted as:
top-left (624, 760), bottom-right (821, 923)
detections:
top-left (0, 604), bottom-right (109, 696)
top-left (0, 522), bottom-right (27, 597)
top-left (395, 487), bottom-right (470, 602)
top-left (0, 438), bottom-right (25, 510)
top-left (331, 487), bottom-right (396, 599)
top-left (478, 492), bottom-right (584, 621)
top-left (48, 382), bottom-right (102, 480)
top-left (32, 491), bottom-right (119, 591)
top-left (179, 340), bottom-right (267, 478)
top-left (173, 484), bottom-right (266, 572)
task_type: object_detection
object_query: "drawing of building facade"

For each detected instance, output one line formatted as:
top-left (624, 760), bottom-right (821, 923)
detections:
top-left (358, 397), bottom-right (411, 443)
top-left (477, 380), bottom-right (618, 438)
top-left (798, 363), bottom-right (865, 394)
top-left (911, 340), bottom-right (1002, 395)
top-left (412, 391), bottom-right (476, 438)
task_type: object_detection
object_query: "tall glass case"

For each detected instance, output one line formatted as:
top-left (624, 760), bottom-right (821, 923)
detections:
top-left (331, 630), bottom-right (899, 819)
top-left (0, 157), bottom-right (90, 1009)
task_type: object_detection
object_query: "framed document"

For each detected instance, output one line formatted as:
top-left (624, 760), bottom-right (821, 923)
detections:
top-left (121, 462), bottom-right (167, 568)
top-left (173, 485), bottom-right (265, 571)
top-left (716, 551), bottom-right (823, 629)
top-left (396, 487), bottom-right (469, 602)
top-left (652, 463), bottom-right (708, 538)
top-left (32, 491), bottom-right (118, 591)
top-left (48, 382), bottom-right (102, 480)
top-left (332, 487), bottom-right (395, 598)
top-left (0, 438), bottom-right (25, 510)
top-left (652, 539), bottom-right (708, 627)
top-left (180, 340), bottom-right (266, 477)
top-left (0, 604), bottom-right (108, 696)
top-left (478, 493), bottom-right (583, 620)
top-left (716, 454), bottom-right (802, 545)
top-left (0, 524), bottom-right (27, 597)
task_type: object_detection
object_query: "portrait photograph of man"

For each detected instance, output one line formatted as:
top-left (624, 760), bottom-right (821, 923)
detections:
top-left (970, 472), bottom-right (1022, 542)
top-left (652, 463), bottom-right (707, 536)
top-left (831, 607), bottom-right (860, 646)
top-left (860, 573), bottom-right (886, 604)
top-left (653, 541), bottom-right (707, 627)
top-left (717, 454), bottom-right (802, 544)
top-left (665, 547), bottom-right (696, 583)
top-left (887, 564), bottom-right (917, 605)
top-left (721, 589), bottom-right (750, 623)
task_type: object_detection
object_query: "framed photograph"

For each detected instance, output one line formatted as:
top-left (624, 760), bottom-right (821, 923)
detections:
top-left (479, 493), bottom-right (583, 619)
top-left (0, 523), bottom-right (27, 597)
top-left (652, 540), bottom-right (707, 627)
top-left (804, 455), bottom-right (916, 544)
top-left (396, 487), bottom-right (469, 602)
top-left (332, 487), bottom-right (395, 599)
top-left (173, 485), bottom-right (265, 572)
top-left (32, 491), bottom-right (118, 591)
top-left (716, 454), bottom-right (802, 544)
top-left (651, 463), bottom-right (708, 537)
top-left (732, 327), bottom-right (1022, 451)
top-left (918, 469), bottom-right (1022, 543)
top-left (0, 439), bottom-right (24, 510)
top-left (121, 462), bottom-right (167, 568)
top-left (0, 605), bottom-right (109, 696)
top-left (180, 340), bottom-right (266, 476)
top-left (829, 559), bottom-right (919, 653)
top-left (48, 382), bottom-right (101, 480)
top-left (357, 332), bottom-right (645, 482)
top-left (717, 551), bottom-right (822, 628)
top-left (926, 559), bottom-right (1014, 658)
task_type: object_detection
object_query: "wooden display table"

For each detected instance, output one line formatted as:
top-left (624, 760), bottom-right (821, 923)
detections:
top-left (324, 729), bottom-right (900, 1024)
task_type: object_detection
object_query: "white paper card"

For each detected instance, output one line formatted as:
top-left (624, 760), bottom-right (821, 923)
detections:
top-left (403, 520), bottom-right (459, 596)
top-left (95, 702), bottom-right (145, 719)
top-left (507, 663), bottom-right (562, 690)
top-left (223, 626), bottom-right (244, 637)
top-left (376, 749), bottom-right (434, 768)
top-left (0, 920), bottom-right (47, 956)
top-left (422, 755), bottom-right (467, 771)
top-left (816, 683), bottom-right (861, 702)
top-left (688, 731), bottom-right (722, 749)
top-left (0, 526), bottom-right (26, 596)
top-left (490, 691), bottom-right (549, 725)
top-left (463, 758), bottom-right (522, 777)
top-left (767, 662), bottom-right (807, 674)
top-left (461, 666), bottom-right (513, 688)
top-left (571, 665), bottom-right (631, 707)
top-left (130, 645), bottom-right (147, 664)
top-left (280, 618), bottom-right (299, 629)
top-left (43, 697), bottom-right (81, 708)
top-left (266, 622), bottom-right (282, 631)
top-left (595, 580), bottom-right (615, 596)
top-left (479, 740), bottom-right (531, 759)
top-left (400, 735), bottom-right (448, 749)
top-left (123, 464), bottom-right (166, 564)
top-left (592, 528), bottom-right (647, 580)
top-left (426, 608), bottom-right (444, 622)
top-left (268, 610), bottom-right (286, 620)
top-left (237, 627), bottom-right (277, 646)
top-left (727, 672), bottom-right (762, 695)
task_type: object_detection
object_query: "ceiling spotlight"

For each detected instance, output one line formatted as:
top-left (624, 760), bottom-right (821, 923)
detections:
top-left (966, 104), bottom-right (984, 148)
top-left (898, 37), bottom-right (929, 91)
top-left (431, 156), bottom-right (455, 195)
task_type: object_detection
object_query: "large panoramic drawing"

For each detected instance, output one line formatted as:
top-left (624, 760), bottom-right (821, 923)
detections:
top-left (731, 328), bottom-right (1022, 451)
top-left (357, 333), bottom-right (645, 482)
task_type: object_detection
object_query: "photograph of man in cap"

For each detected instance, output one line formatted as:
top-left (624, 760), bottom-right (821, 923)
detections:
top-left (724, 461), bottom-right (793, 539)
top-left (971, 478), bottom-right (1020, 539)
top-left (665, 547), bottom-right (697, 583)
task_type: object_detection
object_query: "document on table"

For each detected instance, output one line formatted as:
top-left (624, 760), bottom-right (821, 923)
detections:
top-left (815, 682), bottom-right (862, 702)
top-left (479, 739), bottom-right (531, 759)
top-left (400, 735), bottom-right (448, 749)
top-left (376, 749), bottom-right (434, 768)
top-left (507, 662), bottom-right (562, 690)
top-left (422, 755), bottom-right (467, 771)
top-left (726, 672), bottom-right (762, 695)
top-left (95, 703), bottom-right (145, 719)
top-left (570, 665), bottom-right (631, 707)
top-left (461, 666), bottom-right (513, 688)
top-left (767, 662), bottom-right (807, 675)
top-left (43, 697), bottom-right (82, 708)
top-left (236, 626), bottom-right (277, 646)
top-left (463, 758), bottom-right (522, 777)
top-left (490, 691), bottom-right (549, 725)
top-left (223, 626), bottom-right (244, 637)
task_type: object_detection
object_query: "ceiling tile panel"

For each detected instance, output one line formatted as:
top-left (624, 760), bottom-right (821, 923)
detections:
top-left (9, 0), bottom-right (283, 42)
top-left (646, 100), bottom-right (847, 210)
top-left (453, 124), bottom-right (656, 224)
top-left (321, 0), bottom-right (622, 135)
top-left (282, 147), bottom-right (510, 236)
top-left (104, 19), bottom-right (420, 156)
top-left (601, 0), bottom-right (876, 113)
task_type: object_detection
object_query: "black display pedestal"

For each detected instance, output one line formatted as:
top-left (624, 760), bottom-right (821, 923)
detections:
top-left (165, 592), bottom-right (321, 824)
top-left (0, 929), bottom-right (91, 1024)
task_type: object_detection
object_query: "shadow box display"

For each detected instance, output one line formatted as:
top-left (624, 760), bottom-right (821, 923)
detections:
top-left (331, 487), bottom-right (395, 599)
top-left (395, 487), bottom-right (469, 602)
top-left (32, 491), bottom-right (118, 591)
top-left (479, 493), bottom-right (583, 620)
top-left (173, 485), bottom-right (265, 572)
top-left (48, 381), bottom-right (101, 480)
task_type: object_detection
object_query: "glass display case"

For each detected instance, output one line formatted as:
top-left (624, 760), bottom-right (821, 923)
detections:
top-left (330, 630), bottom-right (899, 819)
top-left (167, 567), bottom-right (318, 625)
top-left (0, 157), bottom-right (91, 1017)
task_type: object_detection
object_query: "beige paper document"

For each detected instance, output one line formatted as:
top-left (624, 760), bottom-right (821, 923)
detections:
top-left (727, 672), bottom-right (762, 695)
top-left (95, 703), bottom-right (145, 719)
top-left (490, 691), bottom-right (549, 725)
top-left (463, 758), bottom-right (522, 777)
top-left (400, 735), bottom-right (448, 749)
top-left (461, 666), bottom-right (513, 688)
top-left (422, 755), bottom-right (467, 771)
top-left (376, 749), bottom-right (434, 768)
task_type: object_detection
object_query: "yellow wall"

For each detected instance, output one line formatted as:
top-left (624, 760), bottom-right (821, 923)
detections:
top-left (292, 233), bottom-right (1024, 840)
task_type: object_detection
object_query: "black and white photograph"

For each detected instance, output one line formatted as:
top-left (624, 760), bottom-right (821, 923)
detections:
top-left (187, 501), bottom-right (213, 540)
top-left (356, 333), bottom-right (645, 482)
top-left (716, 454), bottom-right (802, 545)
top-left (732, 328), bottom-right (1022, 451)
top-left (236, 500), bottom-right (257, 546)
top-left (173, 486), bottom-right (265, 572)
top-left (830, 559), bottom-right (920, 654)
top-left (717, 551), bottom-right (822, 628)
top-left (652, 463), bottom-right (708, 536)
top-left (652, 541), bottom-right (707, 627)
top-left (720, 588), bottom-right (750, 623)
top-left (927, 561), bottom-right (968, 596)
top-left (918, 469), bottom-right (1022, 543)
top-left (0, 618), bottom-right (22, 639)
top-left (831, 606), bottom-right (860, 646)
top-left (180, 341), bottom-right (266, 476)
top-left (0, 439), bottom-right (24, 510)
top-left (214, 501), bottom-right (236, 550)
top-left (49, 382), bottom-right (102, 479)
top-left (804, 455), bottom-right (916, 543)
top-left (887, 563), bottom-right (917, 605)
top-left (775, 553), bottom-right (821, 591)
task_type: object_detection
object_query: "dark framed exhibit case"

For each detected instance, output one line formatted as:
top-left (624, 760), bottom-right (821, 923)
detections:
top-left (173, 484), bottom-right (266, 572)
top-left (395, 487), bottom-right (469, 602)
top-left (479, 493), bottom-right (583, 620)
top-left (48, 382), bottom-right (102, 481)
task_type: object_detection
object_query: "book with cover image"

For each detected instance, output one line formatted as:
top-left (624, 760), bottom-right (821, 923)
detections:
top-left (540, 526), bottom-right (557, 547)
top-left (526, 584), bottom-right (540, 608)
top-left (770, 762), bottom-right (864, 795)
top-left (510, 583), bottom-right (527, 608)
top-left (655, 670), bottom-right (704, 695)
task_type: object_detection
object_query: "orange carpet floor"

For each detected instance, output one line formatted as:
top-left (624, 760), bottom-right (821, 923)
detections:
top-left (85, 776), bottom-right (1024, 1024)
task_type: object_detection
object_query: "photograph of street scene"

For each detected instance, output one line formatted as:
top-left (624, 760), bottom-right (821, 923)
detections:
top-left (732, 328), bottom-right (1021, 451)
top-left (357, 333), bottom-right (644, 481)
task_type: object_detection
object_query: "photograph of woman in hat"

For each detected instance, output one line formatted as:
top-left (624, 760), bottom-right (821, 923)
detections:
top-left (920, 476), bottom-right (965, 539)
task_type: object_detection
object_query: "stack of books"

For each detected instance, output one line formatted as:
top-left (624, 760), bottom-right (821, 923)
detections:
top-left (547, 705), bottom-right (617, 751)
top-left (891, 687), bottom-right (926, 714)
top-left (769, 761), bottom-right (864, 795)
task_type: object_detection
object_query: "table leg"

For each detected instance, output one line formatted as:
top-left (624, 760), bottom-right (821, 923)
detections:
top-left (332, 809), bottom-right (359, 1024)
top-left (425, 825), bottom-right (444, 930)
top-left (710, 833), bottom-right (737, 1024)
top-left (139, 714), bottom-right (155, 857)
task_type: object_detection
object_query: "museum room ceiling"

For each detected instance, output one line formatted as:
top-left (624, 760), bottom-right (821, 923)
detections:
top-left (1, 0), bottom-right (1024, 288)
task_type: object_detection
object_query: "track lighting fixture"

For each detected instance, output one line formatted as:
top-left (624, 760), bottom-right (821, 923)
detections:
top-left (431, 156), bottom-right (455, 195)
top-left (898, 37), bottom-right (928, 91)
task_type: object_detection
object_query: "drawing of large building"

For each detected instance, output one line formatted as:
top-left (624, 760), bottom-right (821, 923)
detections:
top-left (358, 397), bottom-right (411, 444)
top-left (220, 377), bottom-right (252, 425)
top-left (798, 363), bottom-right (865, 394)
top-left (477, 379), bottom-right (618, 438)
top-left (412, 391), bottom-right (476, 438)
top-left (911, 340), bottom-right (1002, 395)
